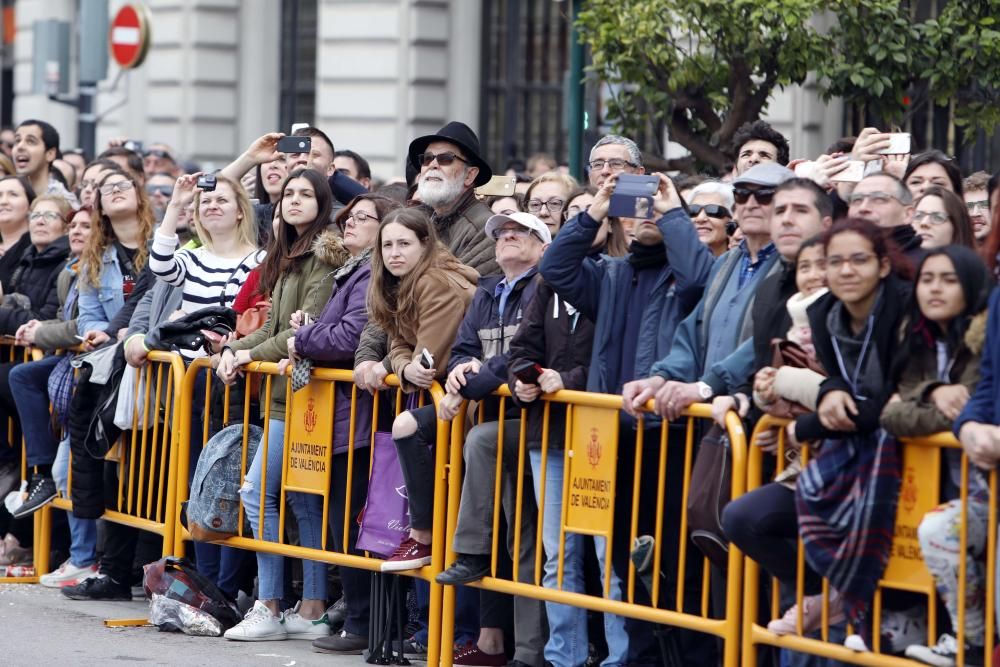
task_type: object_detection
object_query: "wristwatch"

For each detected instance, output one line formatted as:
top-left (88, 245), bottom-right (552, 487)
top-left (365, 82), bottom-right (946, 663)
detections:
top-left (696, 381), bottom-right (714, 400)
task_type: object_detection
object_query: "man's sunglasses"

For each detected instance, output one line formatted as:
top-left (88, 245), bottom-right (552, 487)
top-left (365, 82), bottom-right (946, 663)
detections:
top-left (417, 151), bottom-right (468, 167)
top-left (733, 187), bottom-right (776, 205)
top-left (687, 203), bottom-right (731, 219)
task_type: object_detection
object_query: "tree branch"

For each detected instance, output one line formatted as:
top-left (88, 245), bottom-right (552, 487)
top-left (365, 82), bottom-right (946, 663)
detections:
top-left (669, 108), bottom-right (729, 171)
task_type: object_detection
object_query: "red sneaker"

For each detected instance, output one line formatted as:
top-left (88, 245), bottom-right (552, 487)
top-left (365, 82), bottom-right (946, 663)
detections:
top-left (452, 642), bottom-right (507, 666)
top-left (380, 537), bottom-right (432, 572)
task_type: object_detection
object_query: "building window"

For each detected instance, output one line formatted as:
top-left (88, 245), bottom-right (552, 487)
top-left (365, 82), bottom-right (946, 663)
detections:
top-left (479, 0), bottom-right (570, 172)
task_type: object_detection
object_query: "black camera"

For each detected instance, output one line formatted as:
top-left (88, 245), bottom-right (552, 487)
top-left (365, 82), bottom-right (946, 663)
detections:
top-left (197, 173), bottom-right (217, 192)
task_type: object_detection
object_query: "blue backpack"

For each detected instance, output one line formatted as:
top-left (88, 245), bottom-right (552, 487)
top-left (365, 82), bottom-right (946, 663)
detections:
top-left (187, 423), bottom-right (262, 541)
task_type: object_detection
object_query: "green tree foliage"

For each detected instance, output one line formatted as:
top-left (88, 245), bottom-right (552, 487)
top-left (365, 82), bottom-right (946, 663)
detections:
top-left (577, 0), bottom-right (1000, 172)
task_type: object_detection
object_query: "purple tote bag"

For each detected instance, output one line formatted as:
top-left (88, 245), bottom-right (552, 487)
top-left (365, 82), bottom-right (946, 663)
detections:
top-left (356, 431), bottom-right (412, 557)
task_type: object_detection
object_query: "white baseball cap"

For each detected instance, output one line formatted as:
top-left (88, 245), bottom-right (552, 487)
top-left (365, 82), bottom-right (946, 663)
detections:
top-left (485, 211), bottom-right (552, 244)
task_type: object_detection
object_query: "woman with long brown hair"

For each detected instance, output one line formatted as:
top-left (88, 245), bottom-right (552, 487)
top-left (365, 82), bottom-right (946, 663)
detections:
top-left (76, 168), bottom-right (154, 348)
top-left (367, 207), bottom-right (479, 572)
top-left (218, 167), bottom-right (342, 643)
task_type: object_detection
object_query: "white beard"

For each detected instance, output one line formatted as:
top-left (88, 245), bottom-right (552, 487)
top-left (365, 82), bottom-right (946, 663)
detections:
top-left (418, 169), bottom-right (467, 209)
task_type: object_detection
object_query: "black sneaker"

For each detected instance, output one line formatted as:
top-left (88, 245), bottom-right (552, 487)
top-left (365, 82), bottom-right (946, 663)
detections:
top-left (61, 574), bottom-right (132, 601)
top-left (11, 474), bottom-right (57, 518)
top-left (312, 629), bottom-right (368, 654)
top-left (435, 554), bottom-right (490, 585)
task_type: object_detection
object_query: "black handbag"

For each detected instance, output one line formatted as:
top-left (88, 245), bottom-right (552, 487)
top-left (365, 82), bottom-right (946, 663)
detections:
top-left (686, 424), bottom-right (732, 570)
top-left (145, 306), bottom-right (236, 355)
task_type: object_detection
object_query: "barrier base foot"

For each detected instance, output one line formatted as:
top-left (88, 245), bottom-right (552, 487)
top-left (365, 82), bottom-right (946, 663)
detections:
top-left (104, 618), bottom-right (149, 627)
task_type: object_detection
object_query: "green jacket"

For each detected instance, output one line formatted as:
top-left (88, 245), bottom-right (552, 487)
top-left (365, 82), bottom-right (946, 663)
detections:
top-left (881, 311), bottom-right (986, 437)
top-left (230, 235), bottom-right (342, 415)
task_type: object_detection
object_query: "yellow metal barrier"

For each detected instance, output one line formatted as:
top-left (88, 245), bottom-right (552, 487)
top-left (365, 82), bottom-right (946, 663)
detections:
top-left (42, 349), bottom-right (187, 573)
top-left (0, 339), bottom-right (47, 583)
top-left (742, 415), bottom-right (997, 666)
top-left (173, 359), bottom-right (453, 666)
top-left (440, 388), bottom-right (748, 667)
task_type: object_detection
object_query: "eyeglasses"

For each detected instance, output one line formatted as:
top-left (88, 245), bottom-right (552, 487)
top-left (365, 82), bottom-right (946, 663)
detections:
top-left (144, 149), bottom-right (174, 161)
top-left (527, 198), bottom-right (565, 214)
top-left (967, 200), bottom-right (989, 213)
top-left (146, 185), bottom-right (173, 197)
top-left (733, 187), bottom-right (776, 205)
top-left (99, 180), bottom-right (136, 196)
top-left (565, 204), bottom-right (590, 219)
top-left (847, 191), bottom-right (899, 206)
top-left (688, 203), bottom-right (731, 219)
top-left (913, 210), bottom-right (950, 225)
top-left (587, 158), bottom-right (636, 172)
top-left (29, 211), bottom-right (63, 223)
top-left (491, 226), bottom-right (539, 241)
top-left (418, 151), bottom-right (468, 167)
top-left (826, 253), bottom-right (876, 270)
top-left (347, 210), bottom-right (379, 225)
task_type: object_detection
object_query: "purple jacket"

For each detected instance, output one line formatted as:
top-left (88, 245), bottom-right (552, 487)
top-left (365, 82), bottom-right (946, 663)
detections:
top-left (295, 257), bottom-right (372, 454)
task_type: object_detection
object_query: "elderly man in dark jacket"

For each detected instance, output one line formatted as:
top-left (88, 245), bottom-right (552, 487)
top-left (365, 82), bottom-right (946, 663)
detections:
top-left (354, 121), bottom-right (498, 391)
top-left (540, 165), bottom-right (715, 665)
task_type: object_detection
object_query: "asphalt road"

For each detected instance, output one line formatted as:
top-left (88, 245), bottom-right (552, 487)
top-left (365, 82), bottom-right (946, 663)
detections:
top-left (0, 583), bottom-right (377, 666)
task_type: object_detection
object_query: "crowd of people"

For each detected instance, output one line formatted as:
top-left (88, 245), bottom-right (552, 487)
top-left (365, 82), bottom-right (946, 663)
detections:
top-left (1, 113), bottom-right (1000, 667)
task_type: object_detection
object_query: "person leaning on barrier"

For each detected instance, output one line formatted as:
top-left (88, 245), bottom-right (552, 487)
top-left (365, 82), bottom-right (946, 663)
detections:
top-left (363, 207), bottom-right (478, 571)
top-left (879, 246), bottom-right (992, 666)
top-left (421, 211), bottom-right (548, 667)
top-left (218, 169), bottom-right (341, 642)
top-left (505, 230), bottom-right (631, 667)
top-left (62, 167), bottom-right (158, 603)
top-left (540, 143), bottom-right (716, 665)
top-left (279, 193), bottom-right (401, 655)
top-left (621, 162), bottom-right (791, 423)
top-left (782, 219), bottom-right (913, 653)
top-left (0, 205), bottom-right (93, 582)
top-left (353, 121), bottom-right (498, 395)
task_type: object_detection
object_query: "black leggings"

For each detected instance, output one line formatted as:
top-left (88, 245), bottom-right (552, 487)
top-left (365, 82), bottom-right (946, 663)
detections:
top-left (722, 482), bottom-right (823, 595)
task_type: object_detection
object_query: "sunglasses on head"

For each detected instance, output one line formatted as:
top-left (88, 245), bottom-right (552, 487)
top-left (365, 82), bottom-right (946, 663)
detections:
top-left (687, 203), bottom-right (731, 219)
top-left (733, 187), bottom-right (776, 205)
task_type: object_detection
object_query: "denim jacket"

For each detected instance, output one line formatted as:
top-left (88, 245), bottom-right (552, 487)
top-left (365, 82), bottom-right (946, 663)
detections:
top-left (77, 245), bottom-right (126, 335)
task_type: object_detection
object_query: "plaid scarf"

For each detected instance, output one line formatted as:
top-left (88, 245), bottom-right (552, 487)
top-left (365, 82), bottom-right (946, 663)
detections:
top-left (795, 430), bottom-right (901, 629)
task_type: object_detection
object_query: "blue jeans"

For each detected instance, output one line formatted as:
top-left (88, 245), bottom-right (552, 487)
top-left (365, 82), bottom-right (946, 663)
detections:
top-left (241, 419), bottom-right (327, 601)
top-left (11, 355), bottom-right (62, 467)
top-left (53, 438), bottom-right (97, 567)
top-left (529, 449), bottom-right (629, 667)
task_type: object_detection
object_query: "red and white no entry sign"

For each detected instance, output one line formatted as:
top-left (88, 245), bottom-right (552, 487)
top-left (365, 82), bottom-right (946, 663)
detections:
top-left (109, 4), bottom-right (151, 69)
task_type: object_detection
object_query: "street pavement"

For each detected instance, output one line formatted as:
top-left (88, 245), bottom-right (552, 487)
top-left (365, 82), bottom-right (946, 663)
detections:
top-left (0, 583), bottom-right (382, 666)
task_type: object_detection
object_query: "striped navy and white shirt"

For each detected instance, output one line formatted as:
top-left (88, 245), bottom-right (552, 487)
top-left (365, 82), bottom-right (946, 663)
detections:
top-left (150, 231), bottom-right (263, 355)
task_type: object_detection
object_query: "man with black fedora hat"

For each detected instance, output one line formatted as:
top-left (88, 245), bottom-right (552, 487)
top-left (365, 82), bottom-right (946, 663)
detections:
top-left (408, 120), bottom-right (499, 276)
top-left (353, 121), bottom-right (502, 394)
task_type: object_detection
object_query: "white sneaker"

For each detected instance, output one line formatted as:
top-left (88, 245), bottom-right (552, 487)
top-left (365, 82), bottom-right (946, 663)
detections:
top-left (39, 559), bottom-right (99, 588)
top-left (282, 601), bottom-right (331, 639)
top-left (224, 600), bottom-right (287, 641)
top-left (844, 634), bottom-right (870, 652)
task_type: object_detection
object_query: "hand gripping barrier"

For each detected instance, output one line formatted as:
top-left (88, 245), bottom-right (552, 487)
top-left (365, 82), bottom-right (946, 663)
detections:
top-left (173, 359), bottom-right (453, 666)
top-left (742, 415), bottom-right (997, 667)
top-left (439, 387), bottom-right (748, 667)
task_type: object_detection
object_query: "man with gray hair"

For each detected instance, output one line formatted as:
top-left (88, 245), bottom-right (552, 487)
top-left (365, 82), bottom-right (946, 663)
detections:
top-left (846, 171), bottom-right (922, 264)
top-left (587, 134), bottom-right (645, 188)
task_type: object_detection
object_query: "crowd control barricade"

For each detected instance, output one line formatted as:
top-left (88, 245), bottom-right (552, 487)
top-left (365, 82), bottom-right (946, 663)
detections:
top-left (41, 349), bottom-right (186, 582)
top-left (0, 339), bottom-right (46, 583)
top-left (173, 360), bottom-right (453, 666)
top-left (742, 415), bottom-right (997, 667)
top-left (440, 388), bottom-right (748, 667)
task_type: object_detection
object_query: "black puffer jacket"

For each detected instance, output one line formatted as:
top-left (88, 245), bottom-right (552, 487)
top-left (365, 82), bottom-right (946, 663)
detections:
top-left (0, 235), bottom-right (70, 334)
top-left (506, 276), bottom-right (596, 450)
